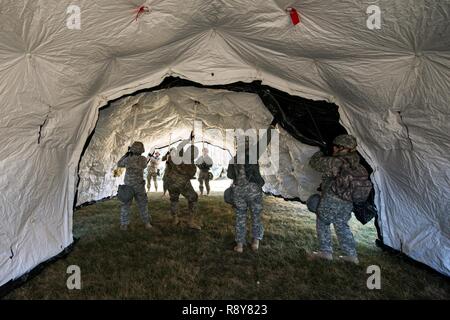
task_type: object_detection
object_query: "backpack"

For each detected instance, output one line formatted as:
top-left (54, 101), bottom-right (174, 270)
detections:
top-left (117, 185), bottom-right (135, 203)
top-left (331, 158), bottom-right (372, 203)
top-left (224, 185), bottom-right (235, 206)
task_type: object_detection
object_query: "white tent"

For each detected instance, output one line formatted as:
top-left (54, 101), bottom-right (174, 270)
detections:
top-left (76, 86), bottom-right (321, 205)
top-left (0, 0), bottom-right (449, 286)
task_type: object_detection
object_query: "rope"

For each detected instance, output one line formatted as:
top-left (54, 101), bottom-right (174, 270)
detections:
top-left (305, 106), bottom-right (326, 146)
top-left (265, 91), bottom-right (327, 147)
top-left (193, 100), bottom-right (198, 134)
top-left (130, 103), bottom-right (139, 144)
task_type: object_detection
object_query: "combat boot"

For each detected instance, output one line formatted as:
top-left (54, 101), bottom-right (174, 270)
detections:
top-left (234, 243), bottom-right (244, 253)
top-left (187, 214), bottom-right (201, 230)
top-left (187, 202), bottom-right (201, 230)
top-left (145, 222), bottom-right (153, 229)
top-left (170, 201), bottom-right (180, 226)
top-left (339, 255), bottom-right (359, 265)
top-left (309, 251), bottom-right (333, 261)
top-left (251, 239), bottom-right (260, 251)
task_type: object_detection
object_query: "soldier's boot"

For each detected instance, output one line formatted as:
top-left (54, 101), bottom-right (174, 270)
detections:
top-left (145, 222), bottom-right (162, 235)
top-left (309, 251), bottom-right (333, 261)
top-left (187, 203), bottom-right (201, 230)
top-left (234, 243), bottom-right (244, 253)
top-left (170, 202), bottom-right (180, 226)
top-left (199, 186), bottom-right (204, 196)
top-left (339, 255), bottom-right (359, 265)
top-left (251, 239), bottom-right (260, 251)
top-left (187, 214), bottom-right (201, 230)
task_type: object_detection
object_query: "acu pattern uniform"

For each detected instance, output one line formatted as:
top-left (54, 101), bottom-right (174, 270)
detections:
top-left (196, 153), bottom-right (213, 195)
top-left (309, 135), bottom-right (359, 258)
top-left (227, 127), bottom-right (273, 246)
top-left (117, 142), bottom-right (150, 227)
top-left (147, 154), bottom-right (160, 191)
top-left (164, 141), bottom-right (200, 228)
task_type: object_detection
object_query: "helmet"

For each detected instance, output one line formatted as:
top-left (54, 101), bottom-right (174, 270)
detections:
top-left (130, 141), bottom-right (145, 154)
top-left (333, 134), bottom-right (357, 149)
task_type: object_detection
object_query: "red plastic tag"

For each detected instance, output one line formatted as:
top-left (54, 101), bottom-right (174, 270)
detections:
top-left (134, 5), bottom-right (150, 21)
top-left (287, 7), bottom-right (300, 25)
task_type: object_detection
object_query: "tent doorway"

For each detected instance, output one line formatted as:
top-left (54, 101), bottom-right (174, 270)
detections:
top-left (74, 77), bottom-right (378, 235)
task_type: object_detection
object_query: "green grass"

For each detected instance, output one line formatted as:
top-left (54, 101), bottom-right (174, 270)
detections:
top-left (5, 193), bottom-right (450, 299)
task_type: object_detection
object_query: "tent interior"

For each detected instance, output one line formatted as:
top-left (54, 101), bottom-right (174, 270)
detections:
top-left (1, 0), bottom-right (449, 294)
top-left (76, 81), bottom-right (343, 207)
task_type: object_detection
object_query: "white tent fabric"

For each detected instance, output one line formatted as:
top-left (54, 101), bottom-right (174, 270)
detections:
top-left (76, 86), bottom-right (321, 205)
top-left (0, 0), bottom-right (449, 285)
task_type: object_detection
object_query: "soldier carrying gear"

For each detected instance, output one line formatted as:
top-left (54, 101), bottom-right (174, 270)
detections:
top-left (196, 148), bottom-right (213, 196)
top-left (147, 150), bottom-right (161, 192)
top-left (117, 141), bottom-right (153, 231)
top-left (309, 134), bottom-right (363, 264)
top-left (227, 121), bottom-right (277, 253)
top-left (165, 133), bottom-right (201, 230)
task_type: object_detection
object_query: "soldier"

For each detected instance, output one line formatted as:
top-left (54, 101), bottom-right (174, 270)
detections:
top-left (147, 150), bottom-right (160, 192)
top-left (117, 141), bottom-right (152, 231)
top-left (165, 133), bottom-right (201, 229)
top-left (196, 148), bottom-right (213, 196)
top-left (161, 148), bottom-right (174, 197)
top-left (309, 134), bottom-right (360, 264)
top-left (227, 122), bottom-right (276, 253)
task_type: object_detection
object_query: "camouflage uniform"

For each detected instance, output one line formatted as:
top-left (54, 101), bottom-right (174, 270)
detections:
top-left (165, 141), bottom-right (199, 222)
top-left (232, 165), bottom-right (264, 244)
top-left (146, 155), bottom-right (160, 191)
top-left (196, 154), bottom-right (213, 195)
top-left (117, 143), bottom-right (150, 226)
top-left (309, 135), bottom-right (360, 257)
top-left (227, 127), bottom-right (273, 244)
top-left (161, 149), bottom-right (173, 195)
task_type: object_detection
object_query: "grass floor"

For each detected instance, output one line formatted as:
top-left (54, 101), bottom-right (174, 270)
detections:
top-left (5, 193), bottom-right (450, 299)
